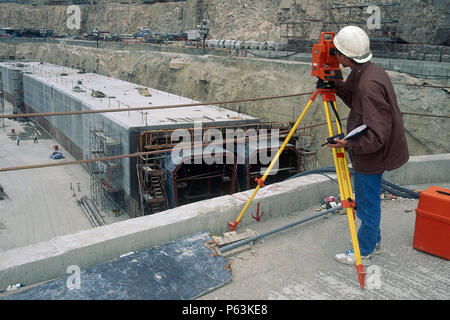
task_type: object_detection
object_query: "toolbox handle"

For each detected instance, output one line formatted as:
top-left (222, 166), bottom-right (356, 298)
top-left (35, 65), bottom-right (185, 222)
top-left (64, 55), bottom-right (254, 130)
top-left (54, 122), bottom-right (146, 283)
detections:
top-left (416, 210), bottom-right (450, 225)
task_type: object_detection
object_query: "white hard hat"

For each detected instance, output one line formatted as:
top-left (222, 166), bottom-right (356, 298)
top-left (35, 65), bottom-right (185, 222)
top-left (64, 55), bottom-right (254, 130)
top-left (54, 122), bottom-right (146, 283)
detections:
top-left (333, 26), bottom-right (372, 63)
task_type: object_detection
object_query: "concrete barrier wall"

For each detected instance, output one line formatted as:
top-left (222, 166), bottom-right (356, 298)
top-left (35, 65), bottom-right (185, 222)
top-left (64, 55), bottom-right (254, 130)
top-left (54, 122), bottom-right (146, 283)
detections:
top-left (0, 153), bottom-right (449, 290)
top-left (22, 74), bottom-right (132, 196)
top-left (383, 153), bottom-right (450, 186)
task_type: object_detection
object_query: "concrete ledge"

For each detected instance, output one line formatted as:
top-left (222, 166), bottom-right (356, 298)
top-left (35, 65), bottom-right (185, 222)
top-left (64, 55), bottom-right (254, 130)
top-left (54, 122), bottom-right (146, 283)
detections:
top-left (0, 153), bottom-right (449, 290)
top-left (384, 153), bottom-right (450, 186)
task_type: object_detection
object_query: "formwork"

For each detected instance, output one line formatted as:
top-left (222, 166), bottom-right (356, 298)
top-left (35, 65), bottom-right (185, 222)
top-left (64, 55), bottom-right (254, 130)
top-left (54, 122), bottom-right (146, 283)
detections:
top-left (89, 121), bottom-right (123, 215)
top-left (136, 123), bottom-right (303, 216)
top-left (162, 146), bottom-right (237, 209)
top-left (236, 139), bottom-right (301, 191)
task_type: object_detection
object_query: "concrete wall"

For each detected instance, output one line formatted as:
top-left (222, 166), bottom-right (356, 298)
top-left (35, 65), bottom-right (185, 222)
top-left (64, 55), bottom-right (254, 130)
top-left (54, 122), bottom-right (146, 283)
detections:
top-left (0, 65), bottom-right (23, 108)
top-left (22, 74), bottom-right (132, 193)
top-left (0, 65), bottom-right (12, 96)
top-left (0, 153), bottom-right (448, 290)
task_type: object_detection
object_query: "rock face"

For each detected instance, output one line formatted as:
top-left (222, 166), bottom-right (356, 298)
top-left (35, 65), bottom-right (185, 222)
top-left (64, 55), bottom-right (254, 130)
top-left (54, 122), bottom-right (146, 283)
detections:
top-left (0, 0), bottom-right (449, 45)
top-left (0, 2), bottom-right (188, 35)
top-left (1, 42), bottom-right (448, 167)
top-left (0, 1), bottom-right (448, 166)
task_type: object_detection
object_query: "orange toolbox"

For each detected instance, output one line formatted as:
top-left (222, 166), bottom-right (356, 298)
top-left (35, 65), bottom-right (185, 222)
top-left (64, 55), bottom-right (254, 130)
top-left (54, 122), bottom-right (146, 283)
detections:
top-left (413, 186), bottom-right (450, 260)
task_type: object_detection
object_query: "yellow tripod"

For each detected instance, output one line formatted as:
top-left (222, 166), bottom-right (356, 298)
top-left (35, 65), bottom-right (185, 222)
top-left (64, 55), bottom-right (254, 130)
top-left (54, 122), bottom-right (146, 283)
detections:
top-left (228, 80), bottom-right (366, 288)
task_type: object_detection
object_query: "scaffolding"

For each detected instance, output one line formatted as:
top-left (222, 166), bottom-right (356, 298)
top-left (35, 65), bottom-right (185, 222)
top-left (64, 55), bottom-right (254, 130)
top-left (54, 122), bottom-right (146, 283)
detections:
top-left (280, 1), bottom-right (401, 52)
top-left (279, 0), bottom-right (317, 51)
top-left (137, 150), bottom-right (169, 217)
top-left (324, 2), bottom-right (401, 54)
top-left (324, 3), bottom-right (400, 38)
top-left (89, 121), bottom-right (123, 216)
top-left (196, 0), bottom-right (208, 25)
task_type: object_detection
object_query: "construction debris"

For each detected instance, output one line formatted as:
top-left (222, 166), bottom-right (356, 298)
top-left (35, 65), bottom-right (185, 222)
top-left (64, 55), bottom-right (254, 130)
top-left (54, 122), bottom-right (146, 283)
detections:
top-left (321, 196), bottom-right (339, 209)
top-left (49, 151), bottom-right (64, 159)
top-left (137, 87), bottom-right (152, 97)
top-left (91, 90), bottom-right (106, 98)
top-left (6, 283), bottom-right (23, 292)
top-left (212, 229), bottom-right (258, 247)
top-left (72, 85), bottom-right (85, 93)
top-left (78, 196), bottom-right (106, 228)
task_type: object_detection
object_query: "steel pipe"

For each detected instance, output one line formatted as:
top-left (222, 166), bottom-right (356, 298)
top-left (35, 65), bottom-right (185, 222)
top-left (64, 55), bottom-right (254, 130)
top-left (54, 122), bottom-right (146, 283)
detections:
top-left (220, 204), bottom-right (342, 253)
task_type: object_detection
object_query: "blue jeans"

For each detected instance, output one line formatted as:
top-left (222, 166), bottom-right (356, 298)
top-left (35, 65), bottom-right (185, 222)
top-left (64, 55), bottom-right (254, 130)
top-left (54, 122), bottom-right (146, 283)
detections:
top-left (353, 171), bottom-right (383, 256)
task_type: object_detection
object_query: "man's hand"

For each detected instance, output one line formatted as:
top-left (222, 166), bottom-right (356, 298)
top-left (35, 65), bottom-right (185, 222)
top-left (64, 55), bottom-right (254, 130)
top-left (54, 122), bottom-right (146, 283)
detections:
top-left (327, 138), bottom-right (348, 148)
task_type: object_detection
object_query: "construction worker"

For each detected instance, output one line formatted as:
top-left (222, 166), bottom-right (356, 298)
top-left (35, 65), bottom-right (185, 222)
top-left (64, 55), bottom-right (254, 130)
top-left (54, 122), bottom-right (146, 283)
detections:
top-left (327, 26), bottom-right (409, 265)
top-left (16, 132), bottom-right (20, 146)
top-left (33, 130), bottom-right (38, 143)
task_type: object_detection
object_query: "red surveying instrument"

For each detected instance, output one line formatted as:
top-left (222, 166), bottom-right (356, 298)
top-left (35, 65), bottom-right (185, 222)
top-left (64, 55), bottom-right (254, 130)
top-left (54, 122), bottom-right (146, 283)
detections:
top-left (228, 32), bottom-right (366, 288)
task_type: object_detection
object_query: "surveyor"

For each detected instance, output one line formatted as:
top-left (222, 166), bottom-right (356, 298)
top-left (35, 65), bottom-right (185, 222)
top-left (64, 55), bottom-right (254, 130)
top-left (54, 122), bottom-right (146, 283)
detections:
top-left (327, 26), bottom-right (409, 265)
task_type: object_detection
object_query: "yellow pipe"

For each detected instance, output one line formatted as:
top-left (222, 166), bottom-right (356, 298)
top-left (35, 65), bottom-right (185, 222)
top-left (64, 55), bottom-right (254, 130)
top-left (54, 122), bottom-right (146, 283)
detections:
top-left (332, 100), bottom-right (354, 199)
top-left (323, 100), bottom-right (352, 208)
top-left (323, 100), bottom-right (362, 267)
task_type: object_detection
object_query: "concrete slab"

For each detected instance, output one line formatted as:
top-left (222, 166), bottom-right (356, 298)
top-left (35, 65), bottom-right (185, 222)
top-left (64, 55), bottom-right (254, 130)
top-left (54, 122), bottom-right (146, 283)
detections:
top-left (0, 61), bottom-right (258, 130)
top-left (199, 183), bottom-right (450, 300)
top-left (0, 153), bottom-right (448, 294)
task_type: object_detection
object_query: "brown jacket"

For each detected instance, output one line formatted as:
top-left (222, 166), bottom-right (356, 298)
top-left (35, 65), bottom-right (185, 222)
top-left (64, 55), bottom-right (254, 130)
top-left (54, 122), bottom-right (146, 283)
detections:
top-left (335, 62), bottom-right (409, 174)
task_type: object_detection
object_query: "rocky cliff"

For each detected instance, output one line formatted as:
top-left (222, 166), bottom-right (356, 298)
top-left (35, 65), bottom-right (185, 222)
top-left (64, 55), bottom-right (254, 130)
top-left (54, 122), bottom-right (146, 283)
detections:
top-left (1, 42), bottom-right (448, 167)
top-left (0, 0), bottom-right (448, 45)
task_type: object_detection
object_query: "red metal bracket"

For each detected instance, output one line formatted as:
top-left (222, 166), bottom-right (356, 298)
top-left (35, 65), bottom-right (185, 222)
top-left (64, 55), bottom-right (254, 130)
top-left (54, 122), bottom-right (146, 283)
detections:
top-left (341, 198), bottom-right (356, 209)
top-left (317, 88), bottom-right (336, 102)
top-left (228, 220), bottom-right (239, 232)
top-left (355, 264), bottom-right (366, 289)
top-left (255, 177), bottom-right (265, 188)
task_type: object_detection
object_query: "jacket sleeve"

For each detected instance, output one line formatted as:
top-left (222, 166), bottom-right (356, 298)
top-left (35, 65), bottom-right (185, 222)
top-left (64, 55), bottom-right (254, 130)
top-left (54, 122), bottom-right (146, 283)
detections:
top-left (335, 74), bottom-right (354, 108)
top-left (346, 80), bottom-right (392, 155)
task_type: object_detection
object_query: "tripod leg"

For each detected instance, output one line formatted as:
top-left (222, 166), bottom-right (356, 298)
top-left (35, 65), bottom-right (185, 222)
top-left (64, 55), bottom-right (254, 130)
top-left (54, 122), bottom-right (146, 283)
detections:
top-left (323, 99), bottom-right (366, 289)
top-left (228, 92), bottom-right (319, 231)
top-left (330, 100), bottom-right (354, 208)
top-left (333, 100), bottom-right (356, 219)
